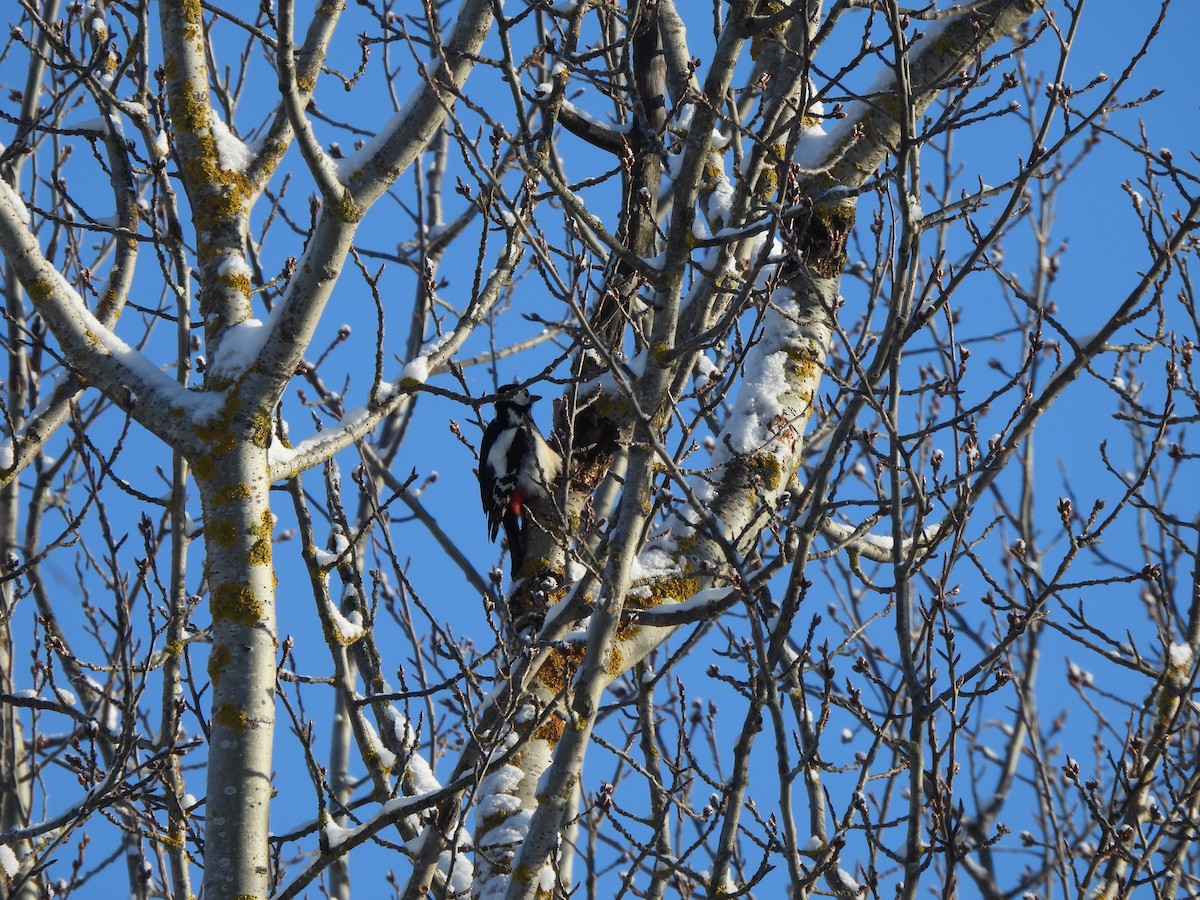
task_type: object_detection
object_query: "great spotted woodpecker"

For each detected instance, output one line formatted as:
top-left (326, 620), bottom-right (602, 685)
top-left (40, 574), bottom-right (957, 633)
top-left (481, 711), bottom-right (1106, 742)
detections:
top-left (478, 386), bottom-right (562, 575)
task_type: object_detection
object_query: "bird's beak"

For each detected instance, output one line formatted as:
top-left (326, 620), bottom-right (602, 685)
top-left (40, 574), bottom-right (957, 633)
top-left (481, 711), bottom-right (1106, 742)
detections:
top-left (529, 393), bottom-right (542, 402)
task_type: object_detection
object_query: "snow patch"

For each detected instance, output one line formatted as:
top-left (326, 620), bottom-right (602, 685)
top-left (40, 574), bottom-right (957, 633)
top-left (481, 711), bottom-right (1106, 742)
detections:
top-left (329, 604), bottom-right (364, 645)
top-left (334, 98), bottom-right (415, 182)
top-left (209, 317), bottom-right (266, 378)
top-left (479, 763), bottom-right (524, 797)
top-left (831, 866), bottom-right (862, 893)
top-left (400, 356), bottom-right (429, 384)
top-left (216, 254), bottom-right (253, 280)
top-left (323, 821), bottom-right (355, 850)
top-left (268, 432), bottom-right (298, 474)
top-left (1168, 642), bottom-right (1194, 670)
top-left (475, 789), bottom-right (522, 822)
top-left (0, 844), bottom-right (18, 877)
top-left (652, 586), bottom-right (735, 616)
top-left (477, 808), bottom-right (532, 850)
top-left (313, 547), bottom-right (339, 568)
top-left (65, 116), bottom-right (110, 136)
top-left (210, 117), bottom-right (253, 172)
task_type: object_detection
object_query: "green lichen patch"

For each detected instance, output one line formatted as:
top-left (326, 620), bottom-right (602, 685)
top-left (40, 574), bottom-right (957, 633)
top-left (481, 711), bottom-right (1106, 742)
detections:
top-left (531, 714), bottom-right (565, 744)
top-left (785, 342), bottom-right (824, 383)
top-left (537, 644), bottom-right (587, 695)
top-left (248, 509), bottom-right (274, 567)
top-left (248, 539), bottom-right (272, 568)
top-left (931, 31), bottom-right (964, 57)
top-left (217, 271), bottom-right (253, 298)
top-left (214, 701), bottom-right (247, 733)
top-left (329, 189), bottom-right (365, 223)
top-left (638, 573), bottom-right (702, 608)
top-left (192, 394), bottom-right (242, 455)
top-left (26, 279), bottom-right (54, 307)
top-left (172, 86), bottom-right (209, 138)
top-left (605, 645), bottom-right (623, 678)
top-left (211, 581), bottom-right (262, 626)
top-left (207, 518), bottom-right (238, 549)
top-left (214, 482), bottom-right (252, 503)
top-left (756, 165), bottom-right (779, 201)
top-left (360, 740), bottom-right (394, 777)
top-left (749, 1), bottom-right (788, 60)
top-left (249, 409), bottom-right (272, 449)
top-left (745, 452), bottom-right (785, 493)
top-left (873, 92), bottom-right (902, 120)
top-left (207, 642), bottom-right (231, 684)
top-left (620, 573), bottom-right (702, 640)
top-left (191, 453), bottom-right (216, 481)
top-left (180, 0), bottom-right (202, 23)
top-left (97, 285), bottom-right (122, 320)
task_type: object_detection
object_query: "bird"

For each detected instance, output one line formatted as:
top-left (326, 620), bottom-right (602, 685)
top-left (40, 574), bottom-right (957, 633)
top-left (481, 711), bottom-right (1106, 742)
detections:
top-left (478, 385), bottom-right (562, 576)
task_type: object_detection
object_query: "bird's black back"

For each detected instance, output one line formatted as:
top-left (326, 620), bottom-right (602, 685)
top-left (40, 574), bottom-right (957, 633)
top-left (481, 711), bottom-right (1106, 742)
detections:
top-left (478, 395), bottom-right (534, 539)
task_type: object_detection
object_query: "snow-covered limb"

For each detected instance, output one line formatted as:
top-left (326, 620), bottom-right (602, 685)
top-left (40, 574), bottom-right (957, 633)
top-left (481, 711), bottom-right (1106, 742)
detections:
top-left (822, 518), bottom-right (943, 564)
top-left (0, 51), bottom-right (175, 489)
top-left (680, 279), bottom-right (838, 561)
top-left (335, 0), bottom-right (497, 211)
top-left (0, 372), bottom-right (77, 489)
top-left (271, 692), bottom-right (478, 898)
top-left (398, 566), bottom-right (609, 898)
top-left (0, 179), bottom-right (208, 449)
top-left (473, 739), bottom-right (553, 900)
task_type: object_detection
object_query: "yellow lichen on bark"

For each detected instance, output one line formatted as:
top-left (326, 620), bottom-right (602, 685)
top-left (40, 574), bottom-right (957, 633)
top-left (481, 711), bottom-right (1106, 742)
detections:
top-left (531, 715), bottom-right (565, 744)
top-left (207, 643), bottom-right (231, 685)
top-left (536, 644), bottom-right (587, 695)
top-left (215, 483), bottom-right (252, 503)
top-left (214, 701), bottom-right (248, 733)
top-left (207, 519), bottom-right (238, 549)
top-left (26, 279), bottom-right (54, 306)
top-left (248, 510), bottom-right (273, 567)
top-left (211, 582), bottom-right (262, 626)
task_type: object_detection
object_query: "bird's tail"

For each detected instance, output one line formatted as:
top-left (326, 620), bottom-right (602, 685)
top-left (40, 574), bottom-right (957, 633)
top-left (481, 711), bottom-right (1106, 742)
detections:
top-left (502, 510), bottom-right (524, 577)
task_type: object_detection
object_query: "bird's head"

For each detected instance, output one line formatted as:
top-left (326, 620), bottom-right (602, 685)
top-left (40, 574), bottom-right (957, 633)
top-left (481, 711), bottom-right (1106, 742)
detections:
top-left (496, 383), bottom-right (540, 411)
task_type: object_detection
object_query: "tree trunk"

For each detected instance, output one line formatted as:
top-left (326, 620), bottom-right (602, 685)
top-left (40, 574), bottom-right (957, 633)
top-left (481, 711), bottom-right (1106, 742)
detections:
top-left (197, 439), bottom-right (278, 900)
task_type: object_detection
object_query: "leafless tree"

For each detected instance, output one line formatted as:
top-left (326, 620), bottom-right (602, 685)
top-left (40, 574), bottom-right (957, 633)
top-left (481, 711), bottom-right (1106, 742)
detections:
top-left (0, 0), bottom-right (1196, 898)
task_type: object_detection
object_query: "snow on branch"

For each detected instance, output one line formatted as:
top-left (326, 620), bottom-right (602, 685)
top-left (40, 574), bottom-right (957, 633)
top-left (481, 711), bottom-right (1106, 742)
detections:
top-left (0, 179), bottom-right (201, 444)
